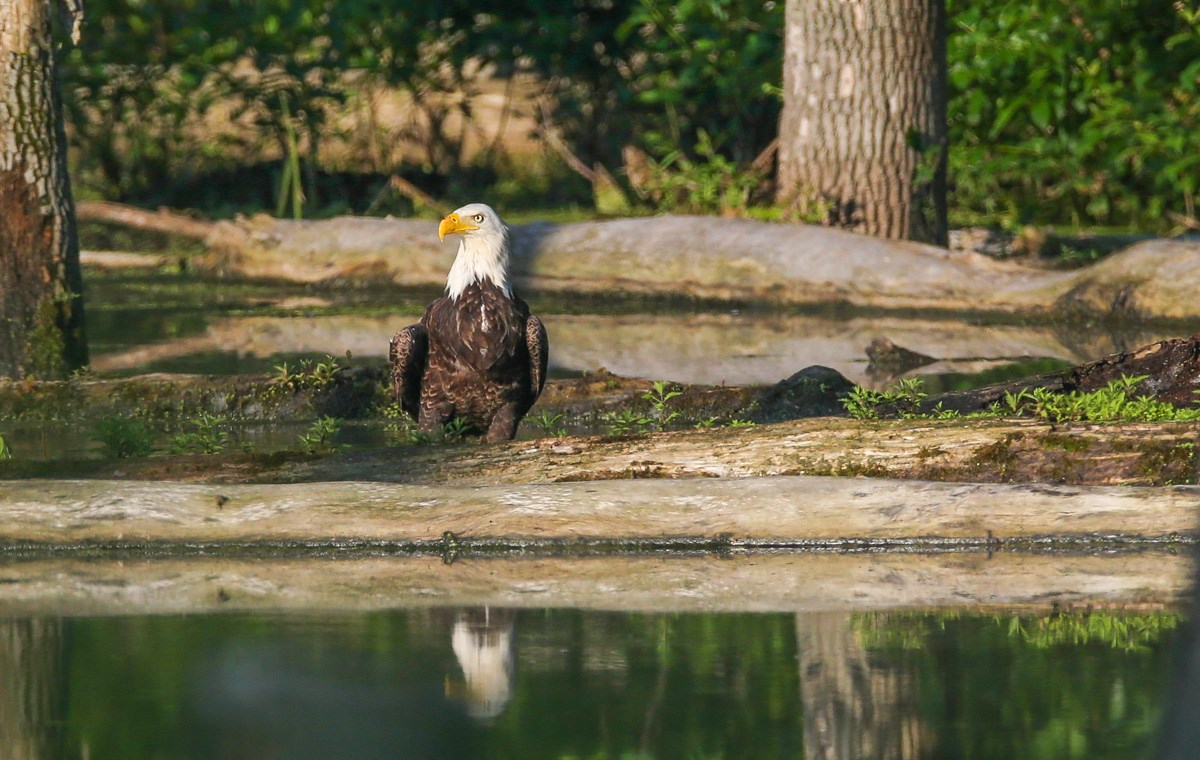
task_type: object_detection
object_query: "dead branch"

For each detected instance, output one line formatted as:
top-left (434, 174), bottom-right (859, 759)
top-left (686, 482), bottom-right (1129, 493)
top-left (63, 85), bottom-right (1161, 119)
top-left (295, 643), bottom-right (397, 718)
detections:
top-left (365, 175), bottom-right (449, 216)
top-left (76, 200), bottom-right (215, 242)
top-left (534, 96), bottom-right (596, 183)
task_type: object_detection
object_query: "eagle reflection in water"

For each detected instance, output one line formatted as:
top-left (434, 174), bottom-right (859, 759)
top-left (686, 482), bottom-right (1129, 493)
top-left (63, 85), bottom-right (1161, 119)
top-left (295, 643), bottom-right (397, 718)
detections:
top-left (445, 607), bottom-right (517, 722)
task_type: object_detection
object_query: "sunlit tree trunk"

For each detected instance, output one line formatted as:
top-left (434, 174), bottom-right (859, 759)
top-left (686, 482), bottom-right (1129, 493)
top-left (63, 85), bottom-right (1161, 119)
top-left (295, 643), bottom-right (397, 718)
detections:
top-left (0, 0), bottom-right (88, 379)
top-left (776, 0), bottom-right (947, 246)
top-left (795, 612), bottom-right (931, 760)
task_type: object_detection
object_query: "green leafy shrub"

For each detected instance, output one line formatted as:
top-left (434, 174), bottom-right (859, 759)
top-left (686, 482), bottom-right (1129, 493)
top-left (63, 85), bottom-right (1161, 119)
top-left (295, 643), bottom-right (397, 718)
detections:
top-left (947, 0), bottom-right (1200, 229)
top-left (91, 415), bottom-right (154, 459)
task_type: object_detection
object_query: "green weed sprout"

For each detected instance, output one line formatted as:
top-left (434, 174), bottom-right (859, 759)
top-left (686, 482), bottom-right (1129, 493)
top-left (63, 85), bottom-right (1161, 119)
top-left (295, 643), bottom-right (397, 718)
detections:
top-left (171, 412), bottom-right (229, 454)
top-left (299, 417), bottom-right (342, 454)
top-left (528, 411), bottom-right (567, 437)
top-left (605, 409), bottom-right (654, 436)
top-left (642, 381), bottom-right (682, 430)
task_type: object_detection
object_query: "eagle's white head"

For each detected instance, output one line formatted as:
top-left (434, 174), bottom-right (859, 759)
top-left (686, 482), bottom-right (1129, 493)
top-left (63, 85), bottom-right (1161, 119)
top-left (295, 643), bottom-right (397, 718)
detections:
top-left (438, 202), bottom-right (511, 300)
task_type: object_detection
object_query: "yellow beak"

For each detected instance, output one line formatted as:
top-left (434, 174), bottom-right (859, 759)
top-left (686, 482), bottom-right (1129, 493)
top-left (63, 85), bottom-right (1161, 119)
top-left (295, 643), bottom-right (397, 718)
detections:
top-left (438, 213), bottom-right (478, 241)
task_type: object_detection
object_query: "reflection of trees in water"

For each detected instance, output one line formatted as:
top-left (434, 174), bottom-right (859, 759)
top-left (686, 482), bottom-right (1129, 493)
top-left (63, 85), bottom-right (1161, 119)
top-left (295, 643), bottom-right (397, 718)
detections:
top-left (446, 607), bottom-right (516, 721)
top-left (0, 618), bottom-right (63, 760)
top-left (795, 612), bottom-right (930, 760)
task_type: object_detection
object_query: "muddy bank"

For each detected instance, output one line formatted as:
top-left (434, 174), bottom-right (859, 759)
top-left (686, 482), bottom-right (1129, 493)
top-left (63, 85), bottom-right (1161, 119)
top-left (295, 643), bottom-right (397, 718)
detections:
top-left (0, 552), bottom-right (1185, 616)
top-left (1, 476), bottom-right (1197, 547)
top-left (194, 214), bottom-right (1200, 320)
top-left (4, 364), bottom-right (1200, 487)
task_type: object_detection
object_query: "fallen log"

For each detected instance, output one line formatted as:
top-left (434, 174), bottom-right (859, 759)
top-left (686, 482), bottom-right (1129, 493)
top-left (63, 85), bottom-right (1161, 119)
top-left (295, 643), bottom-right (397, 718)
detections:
top-left (0, 552), bottom-right (1184, 616)
top-left (1, 475), bottom-right (1196, 547)
top-left (77, 200), bottom-right (216, 241)
top-left (78, 200), bottom-right (1200, 320)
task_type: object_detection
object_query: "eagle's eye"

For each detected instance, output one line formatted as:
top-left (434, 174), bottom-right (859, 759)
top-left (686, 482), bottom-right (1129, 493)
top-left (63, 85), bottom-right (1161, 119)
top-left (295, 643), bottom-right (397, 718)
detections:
top-left (472, 214), bottom-right (484, 223)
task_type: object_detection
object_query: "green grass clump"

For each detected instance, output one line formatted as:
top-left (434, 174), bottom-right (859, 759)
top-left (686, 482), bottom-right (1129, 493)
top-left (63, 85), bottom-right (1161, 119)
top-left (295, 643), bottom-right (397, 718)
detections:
top-left (842, 378), bottom-right (959, 420)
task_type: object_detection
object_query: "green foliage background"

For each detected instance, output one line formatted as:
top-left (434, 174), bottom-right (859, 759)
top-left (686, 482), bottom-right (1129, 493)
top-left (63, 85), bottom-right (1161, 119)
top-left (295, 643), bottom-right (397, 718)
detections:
top-left (59, 0), bottom-right (1200, 229)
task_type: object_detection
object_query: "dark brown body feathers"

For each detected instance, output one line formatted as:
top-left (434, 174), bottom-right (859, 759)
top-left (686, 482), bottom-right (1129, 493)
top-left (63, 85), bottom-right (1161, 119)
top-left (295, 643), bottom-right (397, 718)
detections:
top-left (390, 282), bottom-right (547, 441)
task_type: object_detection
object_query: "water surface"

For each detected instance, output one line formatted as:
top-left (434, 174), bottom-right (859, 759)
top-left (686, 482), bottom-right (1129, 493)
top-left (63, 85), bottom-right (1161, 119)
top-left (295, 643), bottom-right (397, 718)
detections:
top-left (83, 270), bottom-right (1199, 387)
top-left (2, 607), bottom-right (1176, 759)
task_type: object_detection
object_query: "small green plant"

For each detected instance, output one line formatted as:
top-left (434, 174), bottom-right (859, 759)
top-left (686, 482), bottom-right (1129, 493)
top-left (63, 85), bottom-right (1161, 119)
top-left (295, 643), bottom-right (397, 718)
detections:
top-left (170, 413), bottom-right (229, 455)
top-left (91, 415), bottom-right (154, 459)
top-left (842, 377), bottom-right (945, 420)
top-left (528, 411), bottom-right (567, 437)
top-left (273, 355), bottom-right (343, 392)
top-left (693, 416), bottom-right (719, 429)
top-left (0, 432), bottom-right (12, 460)
top-left (298, 416), bottom-right (342, 454)
top-left (642, 381), bottom-right (682, 430)
top-left (407, 429), bottom-right (436, 445)
top-left (604, 408), bottom-right (653, 436)
top-left (726, 419), bottom-right (757, 428)
top-left (441, 417), bottom-right (472, 443)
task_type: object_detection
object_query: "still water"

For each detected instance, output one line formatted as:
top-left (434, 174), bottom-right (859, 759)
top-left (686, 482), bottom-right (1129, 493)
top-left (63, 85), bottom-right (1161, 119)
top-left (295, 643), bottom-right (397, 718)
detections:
top-left (3, 607), bottom-right (1176, 759)
top-left (83, 269), bottom-right (1198, 388)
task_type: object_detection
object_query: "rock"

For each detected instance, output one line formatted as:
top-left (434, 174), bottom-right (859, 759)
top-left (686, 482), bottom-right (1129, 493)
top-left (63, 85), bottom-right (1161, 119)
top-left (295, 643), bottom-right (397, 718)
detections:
top-left (748, 365), bottom-right (855, 422)
top-left (865, 337), bottom-right (937, 379)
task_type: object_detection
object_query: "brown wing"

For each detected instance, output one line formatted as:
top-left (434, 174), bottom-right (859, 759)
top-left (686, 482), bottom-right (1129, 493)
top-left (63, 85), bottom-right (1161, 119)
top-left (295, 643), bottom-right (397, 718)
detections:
top-left (389, 324), bottom-right (428, 419)
top-left (526, 314), bottom-right (548, 402)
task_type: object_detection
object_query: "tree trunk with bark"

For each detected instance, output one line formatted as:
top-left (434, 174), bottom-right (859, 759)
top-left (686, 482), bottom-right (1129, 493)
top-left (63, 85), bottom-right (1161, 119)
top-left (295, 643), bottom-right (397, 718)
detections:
top-left (776, 0), bottom-right (947, 246)
top-left (0, 0), bottom-right (87, 379)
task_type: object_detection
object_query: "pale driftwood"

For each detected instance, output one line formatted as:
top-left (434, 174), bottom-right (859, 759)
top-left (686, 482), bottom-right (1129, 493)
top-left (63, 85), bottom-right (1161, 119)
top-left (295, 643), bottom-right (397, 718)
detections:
top-left (1, 475), bottom-right (1197, 547)
top-left (187, 212), bottom-right (1200, 321)
top-left (0, 552), bottom-right (1184, 617)
top-left (76, 200), bottom-right (216, 241)
top-left (79, 250), bottom-right (174, 270)
top-left (76, 197), bottom-right (1200, 319)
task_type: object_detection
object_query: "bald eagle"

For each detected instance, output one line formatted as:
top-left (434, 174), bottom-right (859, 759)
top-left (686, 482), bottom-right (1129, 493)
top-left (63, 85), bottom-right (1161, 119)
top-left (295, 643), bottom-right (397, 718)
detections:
top-left (389, 203), bottom-right (548, 442)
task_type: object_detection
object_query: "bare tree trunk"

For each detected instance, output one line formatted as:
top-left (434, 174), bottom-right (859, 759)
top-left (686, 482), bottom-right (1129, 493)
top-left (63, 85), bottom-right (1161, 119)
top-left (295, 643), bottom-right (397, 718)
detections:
top-left (0, 0), bottom-right (88, 379)
top-left (776, 0), bottom-right (947, 246)
top-left (0, 618), bottom-right (64, 760)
